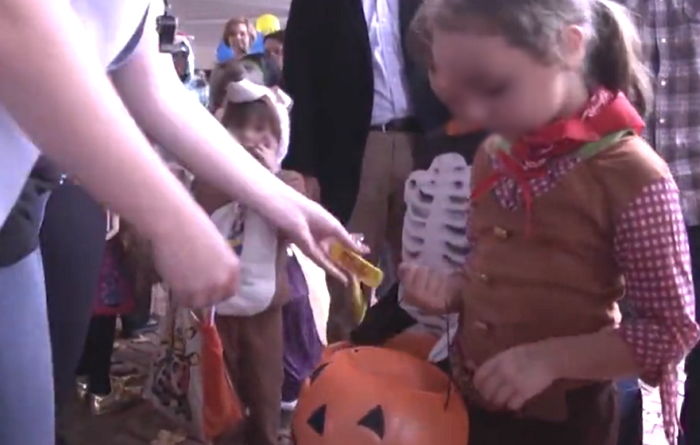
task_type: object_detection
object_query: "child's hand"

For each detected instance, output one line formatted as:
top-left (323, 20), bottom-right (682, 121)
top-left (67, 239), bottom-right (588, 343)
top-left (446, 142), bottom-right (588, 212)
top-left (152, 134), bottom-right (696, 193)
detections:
top-left (398, 263), bottom-right (461, 315)
top-left (473, 342), bottom-right (559, 412)
top-left (251, 134), bottom-right (278, 172)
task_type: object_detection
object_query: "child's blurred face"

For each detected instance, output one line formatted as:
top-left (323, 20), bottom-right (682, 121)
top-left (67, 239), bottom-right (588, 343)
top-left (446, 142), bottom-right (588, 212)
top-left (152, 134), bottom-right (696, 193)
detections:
top-left (430, 29), bottom-right (582, 139)
top-left (264, 39), bottom-right (284, 70)
top-left (229, 116), bottom-right (279, 170)
top-left (228, 24), bottom-right (251, 54)
top-left (231, 115), bottom-right (274, 149)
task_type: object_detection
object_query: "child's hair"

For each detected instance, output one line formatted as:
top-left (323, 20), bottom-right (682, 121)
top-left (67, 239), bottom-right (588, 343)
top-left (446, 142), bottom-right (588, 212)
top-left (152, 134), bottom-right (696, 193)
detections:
top-left (264, 30), bottom-right (286, 45)
top-left (221, 99), bottom-right (282, 144)
top-left (411, 0), bottom-right (651, 115)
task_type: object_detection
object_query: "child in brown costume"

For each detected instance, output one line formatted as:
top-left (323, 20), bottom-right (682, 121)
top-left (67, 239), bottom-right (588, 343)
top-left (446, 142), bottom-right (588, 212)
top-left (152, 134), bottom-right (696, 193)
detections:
top-left (198, 65), bottom-right (293, 445)
top-left (402, 1), bottom-right (699, 444)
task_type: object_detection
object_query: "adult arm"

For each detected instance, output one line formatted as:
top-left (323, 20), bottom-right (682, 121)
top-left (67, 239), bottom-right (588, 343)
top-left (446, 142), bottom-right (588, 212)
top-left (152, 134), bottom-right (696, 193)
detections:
top-left (110, 5), bottom-right (354, 280)
top-left (0, 0), bottom-right (238, 307)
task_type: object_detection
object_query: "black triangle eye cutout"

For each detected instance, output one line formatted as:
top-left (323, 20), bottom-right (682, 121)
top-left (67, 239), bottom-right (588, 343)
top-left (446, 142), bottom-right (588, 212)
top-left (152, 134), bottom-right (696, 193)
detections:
top-left (307, 404), bottom-right (327, 435)
top-left (358, 405), bottom-right (385, 439)
top-left (309, 363), bottom-right (330, 385)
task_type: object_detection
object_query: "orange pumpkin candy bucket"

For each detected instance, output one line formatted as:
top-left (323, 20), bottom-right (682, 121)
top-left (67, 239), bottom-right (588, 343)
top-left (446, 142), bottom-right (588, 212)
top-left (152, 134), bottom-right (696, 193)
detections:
top-left (292, 346), bottom-right (469, 445)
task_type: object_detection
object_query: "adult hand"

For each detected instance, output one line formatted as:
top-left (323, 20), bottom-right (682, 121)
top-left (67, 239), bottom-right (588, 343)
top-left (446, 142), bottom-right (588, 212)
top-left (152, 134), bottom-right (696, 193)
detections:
top-left (275, 193), bottom-right (365, 285)
top-left (150, 211), bottom-right (239, 308)
top-left (398, 263), bottom-right (461, 315)
top-left (473, 342), bottom-right (558, 412)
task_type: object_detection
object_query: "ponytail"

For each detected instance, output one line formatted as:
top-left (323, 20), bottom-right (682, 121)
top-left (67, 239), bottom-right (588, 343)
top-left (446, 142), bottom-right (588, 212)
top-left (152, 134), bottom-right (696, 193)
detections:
top-left (587, 0), bottom-right (651, 115)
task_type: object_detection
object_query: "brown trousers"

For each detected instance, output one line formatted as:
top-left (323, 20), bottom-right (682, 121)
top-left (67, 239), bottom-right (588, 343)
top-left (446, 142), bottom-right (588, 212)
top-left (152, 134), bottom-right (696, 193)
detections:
top-left (216, 309), bottom-right (283, 445)
top-left (468, 383), bottom-right (619, 445)
top-left (327, 130), bottom-right (416, 342)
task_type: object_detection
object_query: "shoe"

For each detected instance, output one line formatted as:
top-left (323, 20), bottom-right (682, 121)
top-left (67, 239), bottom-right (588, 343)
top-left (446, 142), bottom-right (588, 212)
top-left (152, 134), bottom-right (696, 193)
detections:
top-left (280, 400), bottom-right (298, 412)
top-left (76, 376), bottom-right (89, 400)
top-left (129, 333), bottom-right (152, 344)
top-left (89, 388), bottom-right (139, 415)
top-left (112, 372), bottom-right (146, 399)
top-left (120, 317), bottom-right (159, 340)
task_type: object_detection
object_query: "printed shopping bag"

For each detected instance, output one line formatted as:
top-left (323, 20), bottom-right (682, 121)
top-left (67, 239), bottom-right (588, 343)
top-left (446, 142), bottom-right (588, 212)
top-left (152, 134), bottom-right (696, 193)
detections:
top-left (145, 299), bottom-right (242, 442)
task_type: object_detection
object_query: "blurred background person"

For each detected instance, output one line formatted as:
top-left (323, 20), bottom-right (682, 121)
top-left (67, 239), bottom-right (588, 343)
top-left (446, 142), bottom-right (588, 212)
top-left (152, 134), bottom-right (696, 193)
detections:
top-left (284, 0), bottom-right (449, 341)
top-left (216, 17), bottom-right (257, 63)
top-left (264, 30), bottom-right (285, 75)
top-left (172, 34), bottom-right (209, 107)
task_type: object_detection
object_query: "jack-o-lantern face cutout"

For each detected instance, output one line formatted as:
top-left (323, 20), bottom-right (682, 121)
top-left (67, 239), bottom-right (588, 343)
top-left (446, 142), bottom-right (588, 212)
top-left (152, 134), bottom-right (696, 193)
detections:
top-left (292, 346), bottom-right (469, 445)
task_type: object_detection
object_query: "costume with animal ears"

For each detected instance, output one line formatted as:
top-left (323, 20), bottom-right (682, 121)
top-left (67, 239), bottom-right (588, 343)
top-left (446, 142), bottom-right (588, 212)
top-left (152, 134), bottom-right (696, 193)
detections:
top-left (210, 77), bottom-right (329, 445)
top-left (172, 34), bottom-right (209, 108)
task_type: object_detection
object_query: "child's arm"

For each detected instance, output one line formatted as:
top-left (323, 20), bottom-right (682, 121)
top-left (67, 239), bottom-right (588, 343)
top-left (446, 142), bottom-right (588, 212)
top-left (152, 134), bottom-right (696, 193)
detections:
top-left (0, 0), bottom-right (238, 308)
top-left (470, 330), bottom-right (640, 413)
top-left (109, 5), bottom-right (356, 283)
top-left (398, 263), bottom-right (463, 314)
top-left (544, 178), bottom-right (699, 384)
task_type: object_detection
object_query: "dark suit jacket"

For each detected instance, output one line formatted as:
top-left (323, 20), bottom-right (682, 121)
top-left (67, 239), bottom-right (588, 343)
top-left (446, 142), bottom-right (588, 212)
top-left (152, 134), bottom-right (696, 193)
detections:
top-left (283, 0), bottom-right (449, 222)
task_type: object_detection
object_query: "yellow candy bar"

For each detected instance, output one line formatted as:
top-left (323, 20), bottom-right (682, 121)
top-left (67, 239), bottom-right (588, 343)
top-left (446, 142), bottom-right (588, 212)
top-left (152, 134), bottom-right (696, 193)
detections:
top-left (329, 242), bottom-right (384, 289)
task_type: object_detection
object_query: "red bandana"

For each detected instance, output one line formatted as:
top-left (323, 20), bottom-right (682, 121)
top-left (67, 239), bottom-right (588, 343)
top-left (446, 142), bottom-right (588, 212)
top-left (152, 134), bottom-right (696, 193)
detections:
top-left (471, 89), bottom-right (646, 229)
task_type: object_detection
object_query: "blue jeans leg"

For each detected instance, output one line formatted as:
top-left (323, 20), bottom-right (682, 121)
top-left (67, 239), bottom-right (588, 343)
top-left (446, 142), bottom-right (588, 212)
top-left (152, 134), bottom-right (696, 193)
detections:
top-left (0, 250), bottom-right (54, 445)
top-left (617, 379), bottom-right (643, 445)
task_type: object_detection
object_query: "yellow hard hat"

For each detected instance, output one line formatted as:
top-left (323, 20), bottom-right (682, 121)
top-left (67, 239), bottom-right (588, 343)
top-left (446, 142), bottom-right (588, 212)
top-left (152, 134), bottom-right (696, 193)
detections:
top-left (256, 14), bottom-right (281, 35)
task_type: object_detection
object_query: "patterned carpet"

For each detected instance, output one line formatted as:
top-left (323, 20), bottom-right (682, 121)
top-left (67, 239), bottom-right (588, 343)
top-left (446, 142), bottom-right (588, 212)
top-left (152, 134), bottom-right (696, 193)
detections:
top-left (60, 333), bottom-right (197, 445)
top-left (60, 327), bottom-right (292, 445)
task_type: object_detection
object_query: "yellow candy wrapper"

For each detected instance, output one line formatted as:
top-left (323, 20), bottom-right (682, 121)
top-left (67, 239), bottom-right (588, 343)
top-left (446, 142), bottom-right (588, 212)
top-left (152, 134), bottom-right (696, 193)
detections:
top-left (328, 242), bottom-right (384, 288)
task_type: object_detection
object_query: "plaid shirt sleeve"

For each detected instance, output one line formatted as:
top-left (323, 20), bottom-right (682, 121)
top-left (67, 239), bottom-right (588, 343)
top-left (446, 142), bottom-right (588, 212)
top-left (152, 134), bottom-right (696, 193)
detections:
top-left (614, 177), bottom-right (699, 442)
top-left (614, 0), bottom-right (700, 226)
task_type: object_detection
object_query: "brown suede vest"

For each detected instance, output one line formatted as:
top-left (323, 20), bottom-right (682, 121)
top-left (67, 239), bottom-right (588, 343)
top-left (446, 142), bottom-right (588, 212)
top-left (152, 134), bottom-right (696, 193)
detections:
top-left (453, 134), bottom-right (672, 421)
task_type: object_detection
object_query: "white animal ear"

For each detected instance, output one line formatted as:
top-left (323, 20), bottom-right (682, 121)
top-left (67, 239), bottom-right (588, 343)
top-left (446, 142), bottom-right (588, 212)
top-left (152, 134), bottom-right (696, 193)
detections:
top-left (270, 86), bottom-right (293, 110)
